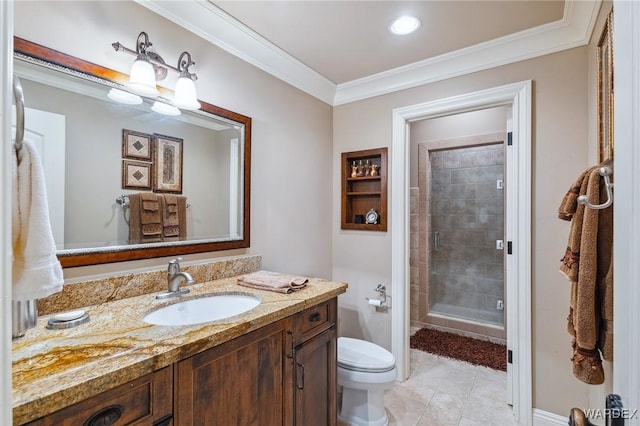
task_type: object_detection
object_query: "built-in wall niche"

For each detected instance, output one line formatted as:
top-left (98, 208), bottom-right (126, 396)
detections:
top-left (341, 147), bottom-right (388, 231)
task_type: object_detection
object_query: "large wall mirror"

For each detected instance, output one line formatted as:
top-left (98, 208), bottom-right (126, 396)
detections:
top-left (12, 37), bottom-right (251, 267)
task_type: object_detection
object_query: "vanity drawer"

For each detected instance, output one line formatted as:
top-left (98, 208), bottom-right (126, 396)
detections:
top-left (24, 366), bottom-right (173, 426)
top-left (293, 298), bottom-right (336, 344)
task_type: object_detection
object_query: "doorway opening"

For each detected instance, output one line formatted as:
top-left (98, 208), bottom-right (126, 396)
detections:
top-left (390, 81), bottom-right (532, 425)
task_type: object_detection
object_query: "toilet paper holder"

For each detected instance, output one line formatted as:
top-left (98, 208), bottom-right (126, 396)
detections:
top-left (366, 284), bottom-right (387, 309)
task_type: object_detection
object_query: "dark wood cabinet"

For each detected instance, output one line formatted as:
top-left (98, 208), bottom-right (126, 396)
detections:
top-left (176, 298), bottom-right (338, 426)
top-left (341, 147), bottom-right (388, 231)
top-left (23, 298), bottom-right (339, 426)
top-left (293, 327), bottom-right (336, 426)
top-left (175, 319), bottom-right (288, 425)
top-left (291, 299), bottom-right (337, 425)
top-left (25, 366), bottom-right (173, 426)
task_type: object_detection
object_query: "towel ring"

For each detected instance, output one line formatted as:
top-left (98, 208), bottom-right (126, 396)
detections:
top-left (577, 165), bottom-right (613, 210)
top-left (13, 75), bottom-right (25, 152)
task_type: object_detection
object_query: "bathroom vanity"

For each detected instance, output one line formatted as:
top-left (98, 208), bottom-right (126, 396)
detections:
top-left (12, 275), bottom-right (346, 425)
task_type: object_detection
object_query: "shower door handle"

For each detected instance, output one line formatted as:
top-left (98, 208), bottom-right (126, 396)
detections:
top-left (434, 231), bottom-right (440, 251)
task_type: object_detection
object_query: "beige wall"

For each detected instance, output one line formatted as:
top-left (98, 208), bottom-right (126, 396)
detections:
top-left (333, 46), bottom-right (601, 415)
top-left (13, 1), bottom-right (334, 280)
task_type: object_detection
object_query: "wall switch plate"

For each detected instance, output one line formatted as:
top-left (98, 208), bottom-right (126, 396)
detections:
top-left (496, 240), bottom-right (504, 250)
top-left (497, 300), bottom-right (504, 310)
top-left (497, 179), bottom-right (504, 189)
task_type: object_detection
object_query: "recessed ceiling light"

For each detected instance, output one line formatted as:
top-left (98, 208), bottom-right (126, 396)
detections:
top-left (389, 16), bottom-right (421, 35)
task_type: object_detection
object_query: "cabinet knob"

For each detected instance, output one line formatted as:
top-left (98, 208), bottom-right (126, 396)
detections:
top-left (84, 405), bottom-right (123, 426)
top-left (309, 312), bottom-right (321, 322)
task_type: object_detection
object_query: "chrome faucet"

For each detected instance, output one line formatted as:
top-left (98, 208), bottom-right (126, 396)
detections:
top-left (156, 258), bottom-right (195, 299)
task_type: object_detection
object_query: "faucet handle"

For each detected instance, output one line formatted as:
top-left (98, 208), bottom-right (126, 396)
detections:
top-left (168, 257), bottom-right (183, 272)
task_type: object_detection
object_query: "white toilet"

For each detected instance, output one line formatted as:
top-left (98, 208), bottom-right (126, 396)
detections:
top-left (337, 337), bottom-right (397, 426)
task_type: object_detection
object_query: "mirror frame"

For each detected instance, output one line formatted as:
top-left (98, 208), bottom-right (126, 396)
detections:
top-left (13, 37), bottom-right (251, 268)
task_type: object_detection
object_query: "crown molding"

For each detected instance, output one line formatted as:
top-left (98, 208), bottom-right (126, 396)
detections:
top-left (137, 0), bottom-right (600, 107)
top-left (334, 0), bottom-right (600, 105)
top-left (134, 0), bottom-right (336, 105)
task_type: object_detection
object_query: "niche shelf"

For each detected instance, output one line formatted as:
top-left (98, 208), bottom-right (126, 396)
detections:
top-left (341, 147), bottom-right (388, 231)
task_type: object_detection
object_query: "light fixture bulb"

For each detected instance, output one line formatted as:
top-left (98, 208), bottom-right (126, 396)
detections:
top-left (389, 16), bottom-right (421, 35)
top-left (128, 54), bottom-right (160, 97)
top-left (107, 88), bottom-right (143, 105)
top-left (151, 101), bottom-right (181, 116)
top-left (173, 73), bottom-right (201, 110)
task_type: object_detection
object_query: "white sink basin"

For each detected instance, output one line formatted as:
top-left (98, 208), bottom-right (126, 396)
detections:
top-left (143, 293), bottom-right (261, 326)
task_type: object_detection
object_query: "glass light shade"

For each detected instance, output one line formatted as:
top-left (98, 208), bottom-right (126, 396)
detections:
top-left (173, 75), bottom-right (201, 110)
top-left (128, 56), bottom-right (160, 97)
top-left (107, 88), bottom-right (143, 105)
top-left (151, 101), bottom-right (181, 116)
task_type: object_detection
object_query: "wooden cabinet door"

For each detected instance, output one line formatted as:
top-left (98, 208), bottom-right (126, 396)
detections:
top-left (293, 327), bottom-right (337, 426)
top-left (24, 367), bottom-right (173, 426)
top-left (175, 319), bottom-right (288, 426)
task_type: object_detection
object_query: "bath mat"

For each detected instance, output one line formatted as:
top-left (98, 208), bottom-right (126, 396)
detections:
top-left (410, 328), bottom-right (507, 371)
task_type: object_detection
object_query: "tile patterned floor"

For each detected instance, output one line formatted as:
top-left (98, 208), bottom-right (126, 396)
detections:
top-left (382, 348), bottom-right (518, 426)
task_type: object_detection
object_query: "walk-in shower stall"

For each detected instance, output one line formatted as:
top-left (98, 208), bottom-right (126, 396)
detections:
top-left (411, 136), bottom-right (506, 342)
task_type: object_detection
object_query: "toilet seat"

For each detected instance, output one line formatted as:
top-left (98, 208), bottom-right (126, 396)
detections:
top-left (338, 337), bottom-right (396, 373)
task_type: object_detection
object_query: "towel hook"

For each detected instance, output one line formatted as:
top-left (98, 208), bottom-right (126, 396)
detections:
top-left (13, 75), bottom-right (25, 152)
top-left (577, 165), bottom-right (613, 210)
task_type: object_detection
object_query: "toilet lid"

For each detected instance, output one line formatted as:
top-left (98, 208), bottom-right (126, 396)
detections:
top-left (337, 337), bottom-right (396, 372)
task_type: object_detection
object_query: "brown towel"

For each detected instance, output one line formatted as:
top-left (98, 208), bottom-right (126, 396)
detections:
top-left (163, 194), bottom-right (179, 226)
top-left (560, 166), bottom-right (614, 384)
top-left (177, 196), bottom-right (187, 240)
top-left (237, 271), bottom-right (308, 294)
top-left (559, 166), bottom-right (598, 281)
top-left (128, 193), bottom-right (162, 243)
top-left (160, 194), bottom-right (188, 240)
top-left (162, 194), bottom-right (179, 239)
top-left (558, 166), bottom-right (598, 221)
top-left (140, 193), bottom-right (161, 230)
top-left (128, 193), bottom-right (142, 243)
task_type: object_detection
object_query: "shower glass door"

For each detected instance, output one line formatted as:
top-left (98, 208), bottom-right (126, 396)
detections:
top-left (428, 143), bottom-right (505, 326)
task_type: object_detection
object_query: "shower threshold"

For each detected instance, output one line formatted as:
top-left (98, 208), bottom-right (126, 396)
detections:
top-left (430, 302), bottom-right (504, 328)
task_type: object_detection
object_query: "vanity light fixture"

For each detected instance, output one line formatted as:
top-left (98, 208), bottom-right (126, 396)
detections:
top-left (389, 16), bottom-right (421, 35)
top-left (112, 31), bottom-right (200, 110)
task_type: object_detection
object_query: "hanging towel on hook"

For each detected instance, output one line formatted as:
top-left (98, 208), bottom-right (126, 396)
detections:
top-left (12, 140), bottom-right (63, 301)
top-left (558, 166), bottom-right (614, 385)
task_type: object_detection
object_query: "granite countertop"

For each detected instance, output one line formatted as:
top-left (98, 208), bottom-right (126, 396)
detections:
top-left (12, 274), bottom-right (347, 425)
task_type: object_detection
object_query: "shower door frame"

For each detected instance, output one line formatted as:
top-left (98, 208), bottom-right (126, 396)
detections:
top-left (391, 80), bottom-right (532, 425)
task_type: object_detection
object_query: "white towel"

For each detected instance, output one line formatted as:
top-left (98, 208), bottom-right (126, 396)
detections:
top-left (12, 140), bottom-right (63, 301)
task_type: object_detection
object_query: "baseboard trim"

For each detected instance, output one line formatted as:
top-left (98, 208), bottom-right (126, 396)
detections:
top-left (533, 409), bottom-right (568, 426)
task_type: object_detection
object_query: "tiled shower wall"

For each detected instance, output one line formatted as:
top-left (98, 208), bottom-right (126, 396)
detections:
top-left (410, 187), bottom-right (420, 322)
top-left (429, 144), bottom-right (504, 325)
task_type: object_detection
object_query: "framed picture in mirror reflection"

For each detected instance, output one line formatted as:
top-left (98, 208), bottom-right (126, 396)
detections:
top-left (122, 129), bottom-right (152, 161)
top-left (153, 134), bottom-right (183, 194)
top-left (122, 160), bottom-right (152, 190)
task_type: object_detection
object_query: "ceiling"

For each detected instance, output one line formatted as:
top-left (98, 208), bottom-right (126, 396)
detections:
top-left (138, 0), bottom-right (601, 105)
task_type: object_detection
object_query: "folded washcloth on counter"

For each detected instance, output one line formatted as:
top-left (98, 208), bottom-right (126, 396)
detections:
top-left (237, 270), bottom-right (308, 294)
